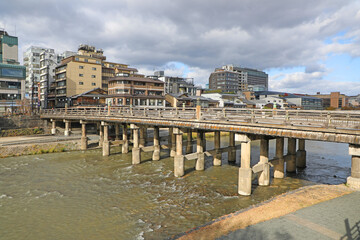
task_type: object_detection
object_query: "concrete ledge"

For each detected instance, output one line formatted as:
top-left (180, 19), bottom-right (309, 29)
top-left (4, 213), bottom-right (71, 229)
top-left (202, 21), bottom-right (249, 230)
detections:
top-left (347, 177), bottom-right (360, 189)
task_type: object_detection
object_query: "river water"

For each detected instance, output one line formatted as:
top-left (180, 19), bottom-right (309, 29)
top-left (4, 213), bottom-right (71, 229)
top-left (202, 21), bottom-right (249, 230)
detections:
top-left (0, 136), bottom-right (351, 239)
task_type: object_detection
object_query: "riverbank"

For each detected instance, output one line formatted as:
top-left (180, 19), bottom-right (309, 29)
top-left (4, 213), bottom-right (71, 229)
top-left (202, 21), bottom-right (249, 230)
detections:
top-left (175, 184), bottom-right (354, 240)
top-left (0, 134), bottom-right (100, 158)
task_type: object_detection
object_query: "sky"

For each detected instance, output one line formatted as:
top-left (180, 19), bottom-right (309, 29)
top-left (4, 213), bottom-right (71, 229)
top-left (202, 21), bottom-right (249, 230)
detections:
top-left (1, 0), bottom-right (360, 95)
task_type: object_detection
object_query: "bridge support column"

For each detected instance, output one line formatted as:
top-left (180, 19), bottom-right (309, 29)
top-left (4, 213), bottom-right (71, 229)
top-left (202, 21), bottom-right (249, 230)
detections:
top-left (274, 138), bottom-right (285, 178)
top-left (228, 132), bottom-right (236, 162)
top-left (131, 124), bottom-right (141, 164)
top-left (64, 120), bottom-right (71, 136)
top-left (80, 121), bottom-right (88, 150)
top-left (202, 131), bottom-right (206, 152)
top-left (115, 124), bottom-right (120, 140)
top-left (98, 123), bottom-right (104, 147)
top-left (102, 122), bottom-right (110, 156)
top-left (152, 126), bottom-right (160, 161)
top-left (196, 130), bottom-right (205, 171)
top-left (258, 138), bottom-right (270, 186)
top-left (186, 129), bottom-right (192, 154)
top-left (238, 134), bottom-right (252, 196)
top-left (174, 128), bottom-right (184, 177)
top-left (170, 128), bottom-right (176, 157)
top-left (51, 119), bottom-right (56, 135)
top-left (286, 138), bottom-right (296, 173)
top-left (139, 126), bottom-right (146, 148)
top-left (347, 145), bottom-right (360, 188)
top-left (122, 124), bottom-right (129, 153)
top-left (296, 139), bottom-right (306, 168)
top-left (214, 131), bottom-right (221, 166)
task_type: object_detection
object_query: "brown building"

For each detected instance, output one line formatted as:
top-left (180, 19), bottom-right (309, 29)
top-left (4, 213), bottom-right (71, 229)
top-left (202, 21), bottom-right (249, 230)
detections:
top-left (108, 75), bottom-right (165, 107)
top-left (309, 92), bottom-right (349, 109)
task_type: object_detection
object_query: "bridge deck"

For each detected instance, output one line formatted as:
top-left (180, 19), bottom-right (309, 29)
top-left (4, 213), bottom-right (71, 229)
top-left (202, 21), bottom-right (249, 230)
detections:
top-left (41, 107), bottom-right (360, 145)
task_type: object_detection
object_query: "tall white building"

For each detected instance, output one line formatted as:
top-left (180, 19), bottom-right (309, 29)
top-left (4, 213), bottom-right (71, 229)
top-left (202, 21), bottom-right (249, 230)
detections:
top-left (24, 46), bottom-right (76, 109)
top-left (23, 46), bottom-right (47, 106)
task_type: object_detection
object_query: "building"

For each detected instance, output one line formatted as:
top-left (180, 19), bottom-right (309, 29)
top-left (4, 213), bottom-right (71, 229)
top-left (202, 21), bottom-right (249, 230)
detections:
top-left (209, 65), bottom-right (247, 93)
top-left (348, 94), bottom-right (360, 107)
top-left (255, 91), bottom-right (323, 110)
top-left (51, 52), bottom-right (103, 108)
top-left (23, 46), bottom-right (48, 107)
top-left (309, 92), bottom-right (349, 109)
top-left (201, 92), bottom-right (246, 108)
top-left (209, 64), bottom-right (268, 93)
top-left (108, 74), bottom-right (165, 107)
top-left (0, 29), bottom-right (26, 113)
top-left (39, 49), bottom-right (77, 109)
top-left (152, 71), bottom-right (198, 96)
top-left (165, 93), bottom-right (219, 108)
top-left (241, 68), bottom-right (268, 90)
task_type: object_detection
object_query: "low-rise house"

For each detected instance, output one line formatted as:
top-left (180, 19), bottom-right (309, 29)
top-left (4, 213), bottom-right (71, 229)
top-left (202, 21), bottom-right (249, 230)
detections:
top-left (165, 93), bottom-right (219, 108)
top-left (255, 91), bottom-right (323, 110)
top-left (201, 92), bottom-right (246, 108)
top-left (70, 88), bottom-right (107, 106)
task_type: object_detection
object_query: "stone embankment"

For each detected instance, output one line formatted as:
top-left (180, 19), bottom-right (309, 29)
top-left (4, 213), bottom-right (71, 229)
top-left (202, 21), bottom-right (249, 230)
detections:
top-left (175, 184), bottom-right (353, 240)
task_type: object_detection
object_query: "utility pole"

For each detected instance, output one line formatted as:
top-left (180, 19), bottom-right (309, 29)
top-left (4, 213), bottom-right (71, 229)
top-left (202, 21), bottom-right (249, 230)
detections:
top-left (30, 74), bottom-right (34, 115)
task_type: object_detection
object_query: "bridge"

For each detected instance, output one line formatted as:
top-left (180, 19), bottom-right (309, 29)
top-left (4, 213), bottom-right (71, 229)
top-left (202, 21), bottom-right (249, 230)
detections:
top-left (41, 106), bottom-right (360, 195)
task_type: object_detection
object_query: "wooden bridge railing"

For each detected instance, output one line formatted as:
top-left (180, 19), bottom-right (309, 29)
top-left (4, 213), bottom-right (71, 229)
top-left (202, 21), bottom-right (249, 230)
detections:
top-left (41, 106), bottom-right (360, 130)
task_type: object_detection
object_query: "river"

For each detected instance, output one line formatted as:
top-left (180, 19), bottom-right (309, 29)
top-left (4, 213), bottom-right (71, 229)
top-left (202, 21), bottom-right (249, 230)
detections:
top-left (0, 136), bottom-right (351, 239)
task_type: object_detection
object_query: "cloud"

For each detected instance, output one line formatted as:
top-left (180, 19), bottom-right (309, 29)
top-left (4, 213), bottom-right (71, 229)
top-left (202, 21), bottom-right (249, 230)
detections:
top-left (270, 70), bottom-right (360, 95)
top-left (1, 0), bottom-right (360, 94)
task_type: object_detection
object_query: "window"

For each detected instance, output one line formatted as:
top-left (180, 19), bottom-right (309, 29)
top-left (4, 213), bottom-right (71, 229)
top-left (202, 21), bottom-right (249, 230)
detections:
top-left (92, 83), bottom-right (96, 86)
top-left (91, 75), bottom-right (96, 78)
top-left (79, 82), bottom-right (84, 85)
top-left (92, 67), bottom-right (96, 70)
top-left (84, 59), bottom-right (88, 62)
top-left (79, 66), bottom-right (84, 69)
top-left (75, 57), bottom-right (79, 61)
top-left (79, 74), bottom-right (83, 77)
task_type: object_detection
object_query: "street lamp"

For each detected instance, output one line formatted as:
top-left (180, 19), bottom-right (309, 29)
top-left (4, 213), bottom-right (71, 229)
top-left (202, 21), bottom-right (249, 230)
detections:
top-left (7, 94), bottom-right (16, 115)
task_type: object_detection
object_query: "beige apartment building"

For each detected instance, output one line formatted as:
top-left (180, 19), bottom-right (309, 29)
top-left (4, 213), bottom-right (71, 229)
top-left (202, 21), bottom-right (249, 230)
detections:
top-left (50, 54), bottom-right (102, 108)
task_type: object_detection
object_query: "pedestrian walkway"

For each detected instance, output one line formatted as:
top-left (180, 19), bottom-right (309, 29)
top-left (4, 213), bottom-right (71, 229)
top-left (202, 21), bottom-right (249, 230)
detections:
top-left (219, 191), bottom-right (360, 240)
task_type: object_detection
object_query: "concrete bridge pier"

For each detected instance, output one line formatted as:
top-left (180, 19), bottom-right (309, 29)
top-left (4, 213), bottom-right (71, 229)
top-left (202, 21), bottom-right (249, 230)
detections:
top-left (274, 138), bottom-right (285, 178)
top-left (139, 126), bottom-right (146, 148)
top-left (347, 144), bottom-right (360, 188)
top-left (64, 120), bottom-right (71, 136)
top-left (202, 131), bottom-right (206, 152)
top-left (296, 139), bottom-right (306, 168)
top-left (152, 126), bottom-right (160, 161)
top-left (228, 132), bottom-right (236, 163)
top-left (115, 124), bottom-right (120, 140)
top-left (51, 119), bottom-right (56, 135)
top-left (102, 122), bottom-right (110, 156)
top-left (286, 138), bottom-right (296, 173)
top-left (98, 123), bottom-right (104, 147)
top-left (186, 129), bottom-right (193, 154)
top-left (80, 120), bottom-right (88, 150)
top-left (122, 124), bottom-right (129, 153)
top-left (174, 128), bottom-right (184, 177)
top-left (258, 138), bottom-right (270, 186)
top-left (213, 131), bottom-right (222, 166)
top-left (238, 134), bottom-right (252, 196)
top-left (170, 128), bottom-right (176, 157)
top-left (196, 130), bottom-right (205, 171)
top-left (131, 124), bottom-right (141, 164)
